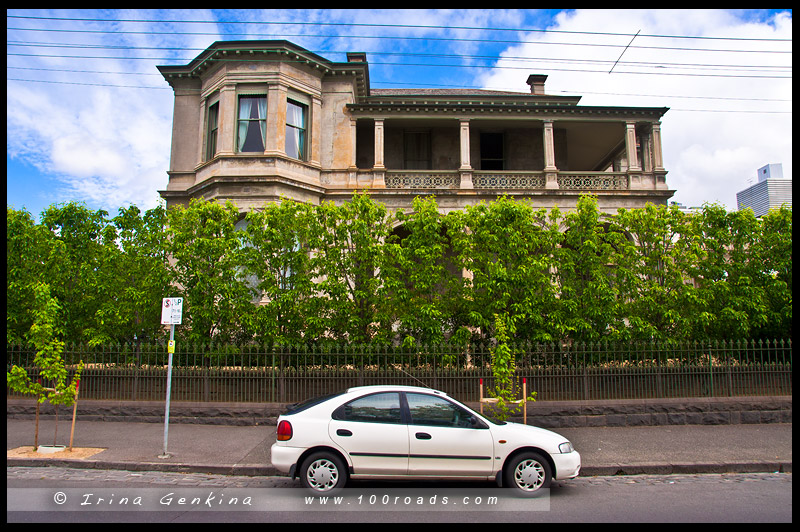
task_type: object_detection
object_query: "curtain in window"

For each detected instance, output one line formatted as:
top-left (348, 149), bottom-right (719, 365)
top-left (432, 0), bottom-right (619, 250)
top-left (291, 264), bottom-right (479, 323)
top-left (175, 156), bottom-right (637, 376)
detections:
top-left (286, 101), bottom-right (305, 159)
top-left (258, 98), bottom-right (267, 147)
top-left (238, 98), bottom-right (253, 152)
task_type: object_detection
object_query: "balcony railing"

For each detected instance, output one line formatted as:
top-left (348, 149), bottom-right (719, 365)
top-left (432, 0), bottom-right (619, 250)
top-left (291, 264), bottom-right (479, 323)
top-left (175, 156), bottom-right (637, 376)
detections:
top-left (384, 170), bottom-right (459, 189)
top-left (382, 170), bottom-right (630, 191)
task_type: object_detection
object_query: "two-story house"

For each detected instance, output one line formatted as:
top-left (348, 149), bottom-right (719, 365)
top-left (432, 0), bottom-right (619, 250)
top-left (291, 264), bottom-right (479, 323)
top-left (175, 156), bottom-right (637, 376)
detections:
top-left (158, 40), bottom-right (673, 215)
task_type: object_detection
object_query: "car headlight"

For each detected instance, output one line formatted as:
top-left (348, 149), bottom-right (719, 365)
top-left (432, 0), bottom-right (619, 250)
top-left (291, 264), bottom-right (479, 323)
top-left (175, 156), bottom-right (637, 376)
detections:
top-left (559, 442), bottom-right (574, 453)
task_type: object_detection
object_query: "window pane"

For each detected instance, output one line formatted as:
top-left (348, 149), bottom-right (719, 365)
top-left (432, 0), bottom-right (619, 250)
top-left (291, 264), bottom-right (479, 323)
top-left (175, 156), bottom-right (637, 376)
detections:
top-left (206, 102), bottom-right (219, 160)
top-left (287, 101), bottom-right (305, 128)
top-left (336, 393), bottom-right (402, 424)
top-left (238, 96), bottom-right (266, 152)
top-left (407, 393), bottom-right (472, 428)
top-left (285, 100), bottom-right (306, 160)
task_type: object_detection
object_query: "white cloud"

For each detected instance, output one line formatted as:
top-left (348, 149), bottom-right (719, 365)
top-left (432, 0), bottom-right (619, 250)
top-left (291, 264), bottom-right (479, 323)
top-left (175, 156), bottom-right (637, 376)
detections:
top-left (479, 9), bottom-right (792, 209)
top-left (6, 8), bottom-right (221, 213)
top-left (6, 9), bottom-right (790, 215)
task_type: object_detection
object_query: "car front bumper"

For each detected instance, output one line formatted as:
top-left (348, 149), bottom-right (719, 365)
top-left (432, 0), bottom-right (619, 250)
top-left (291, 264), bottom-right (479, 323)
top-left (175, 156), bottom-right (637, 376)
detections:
top-left (553, 450), bottom-right (581, 480)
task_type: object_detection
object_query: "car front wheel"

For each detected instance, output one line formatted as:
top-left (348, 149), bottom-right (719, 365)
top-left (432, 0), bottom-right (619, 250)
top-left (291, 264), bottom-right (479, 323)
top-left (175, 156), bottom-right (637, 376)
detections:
top-left (505, 452), bottom-right (552, 496)
top-left (299, 451), bottom-right (348, 494)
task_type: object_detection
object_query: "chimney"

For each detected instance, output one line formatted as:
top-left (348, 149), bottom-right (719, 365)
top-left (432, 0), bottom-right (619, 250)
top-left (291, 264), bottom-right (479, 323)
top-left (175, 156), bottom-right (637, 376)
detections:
top-left (526, 74), bottom-right (548, 95)
top-left (347, 52), bottom-right (367, 63)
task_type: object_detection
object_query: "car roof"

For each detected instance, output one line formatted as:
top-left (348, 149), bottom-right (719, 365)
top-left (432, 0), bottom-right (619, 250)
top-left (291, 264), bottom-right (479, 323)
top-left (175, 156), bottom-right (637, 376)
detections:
top-left (345, 385), bottom-right (448, 396)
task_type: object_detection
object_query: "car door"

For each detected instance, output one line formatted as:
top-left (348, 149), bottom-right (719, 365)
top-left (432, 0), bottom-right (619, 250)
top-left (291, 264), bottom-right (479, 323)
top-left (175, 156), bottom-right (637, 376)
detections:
top-left (405, 392), bottom-right (494, 477)
top-left (328, 392), bottom-right (409, 476)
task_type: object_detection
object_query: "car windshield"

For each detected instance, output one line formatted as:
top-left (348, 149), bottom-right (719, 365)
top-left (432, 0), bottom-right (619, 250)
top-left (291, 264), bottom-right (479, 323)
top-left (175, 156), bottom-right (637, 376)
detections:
top-left (285, 391), bottom-right (346, 415)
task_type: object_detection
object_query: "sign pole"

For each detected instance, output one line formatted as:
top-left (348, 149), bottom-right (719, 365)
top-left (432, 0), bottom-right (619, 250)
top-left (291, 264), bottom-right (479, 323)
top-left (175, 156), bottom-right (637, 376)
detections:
top-left (159, 297), bottom-right (182, 459)
top-left (159, 324), bottom-right (175, 458)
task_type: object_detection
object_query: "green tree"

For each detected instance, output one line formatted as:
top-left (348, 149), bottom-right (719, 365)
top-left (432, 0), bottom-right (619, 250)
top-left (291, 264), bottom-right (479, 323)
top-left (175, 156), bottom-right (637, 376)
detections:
top-left (612, 203), bottom-right (696, 341)
top-left (7, 282), bottom-right (83, 449)
top-left (39, 202), bottom-right (114, 343)
top-left (384, 196), bottom-right (452, 346)
top-left (241, 200), bottom-right (318, 344)
top-left (750, 206), bottom-right (792, 340)
top-left (312, 193), bottom-right (393, 344)
top-left (85, 205), bottom-right (173, 345)
top-left (447, 196), bottom-right (560, 343)
top-left (7, 207), bottom-right (53, 343)
top-left (166, 199), bottom-right (255, 344)
top-left (555, 195), bottom-right (626, 342)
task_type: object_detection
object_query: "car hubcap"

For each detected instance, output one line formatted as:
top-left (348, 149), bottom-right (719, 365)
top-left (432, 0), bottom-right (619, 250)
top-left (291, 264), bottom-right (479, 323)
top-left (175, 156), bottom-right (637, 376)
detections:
top-left (307, 459), bottom-right (339, 491)
top-left (514, 459), bottom-right (545, 491)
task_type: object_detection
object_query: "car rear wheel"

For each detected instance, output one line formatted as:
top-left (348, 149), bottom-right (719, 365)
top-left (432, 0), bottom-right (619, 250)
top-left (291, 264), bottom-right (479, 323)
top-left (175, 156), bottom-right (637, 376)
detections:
top-left (300, 451), bottom-right (348, 494)
top-left (505, 452), bottom-right (552, 496)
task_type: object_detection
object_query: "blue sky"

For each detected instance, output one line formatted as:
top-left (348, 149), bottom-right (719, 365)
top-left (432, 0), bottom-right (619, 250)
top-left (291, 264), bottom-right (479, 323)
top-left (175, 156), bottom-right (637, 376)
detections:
top-left (7, 9), bottom-right (792, 219)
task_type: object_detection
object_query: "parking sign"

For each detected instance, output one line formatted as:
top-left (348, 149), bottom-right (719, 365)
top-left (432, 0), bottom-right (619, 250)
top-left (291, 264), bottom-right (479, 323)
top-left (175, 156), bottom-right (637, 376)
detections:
top-left (161, 298), bottom-right (183, 325)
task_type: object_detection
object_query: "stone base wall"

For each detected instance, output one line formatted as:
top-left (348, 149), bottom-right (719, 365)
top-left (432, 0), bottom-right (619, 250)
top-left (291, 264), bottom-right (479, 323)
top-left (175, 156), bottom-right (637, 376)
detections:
top-left (7, 396), bottom-right (791, 428)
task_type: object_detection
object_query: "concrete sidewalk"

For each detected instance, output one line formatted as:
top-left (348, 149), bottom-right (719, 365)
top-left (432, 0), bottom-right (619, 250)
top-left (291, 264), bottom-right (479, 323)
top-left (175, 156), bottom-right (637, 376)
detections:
top-left (6, 419), bottom-right (792, 477)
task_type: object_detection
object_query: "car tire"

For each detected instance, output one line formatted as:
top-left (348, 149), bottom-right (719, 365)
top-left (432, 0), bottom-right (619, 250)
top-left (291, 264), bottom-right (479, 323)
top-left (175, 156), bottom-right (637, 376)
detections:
top-left (299, 451), bottom-right (348, 494)
top-left (504, 451), bottom-right (552, 497)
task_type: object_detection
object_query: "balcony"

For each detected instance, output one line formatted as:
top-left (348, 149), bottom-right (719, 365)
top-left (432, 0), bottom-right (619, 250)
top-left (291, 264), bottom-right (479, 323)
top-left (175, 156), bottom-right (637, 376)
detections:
top-left (377, 170), bottom-right (633, 191)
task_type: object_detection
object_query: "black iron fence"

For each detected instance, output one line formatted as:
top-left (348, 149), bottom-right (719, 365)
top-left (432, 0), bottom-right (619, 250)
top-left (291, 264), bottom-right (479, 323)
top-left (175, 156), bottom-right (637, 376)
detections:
top-left (7, 339), bottom-right (792, 404)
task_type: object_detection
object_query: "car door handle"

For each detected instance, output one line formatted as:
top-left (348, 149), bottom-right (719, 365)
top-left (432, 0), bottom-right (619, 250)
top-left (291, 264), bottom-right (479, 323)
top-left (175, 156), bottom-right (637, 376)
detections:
top-left (336, 429), bottom-right (353, 437)
top-left (415, 432), bottom-right (431, 440)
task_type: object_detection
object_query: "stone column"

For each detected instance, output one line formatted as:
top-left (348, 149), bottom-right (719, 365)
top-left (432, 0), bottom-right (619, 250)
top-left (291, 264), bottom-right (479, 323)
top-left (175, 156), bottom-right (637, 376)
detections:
top-left (651, 121), bottom-right (665, 172)
top-left (651, 120), bottom-right (668, 189)
top-left (197, 97), bottom-right (208, 165)
top-left (625, 121), bottom-right (642, 189)
top-left (625, 121), bottom-right (641, 172)
top-left (373, 118), bottom-right (385, 169)
top-left (543, 119), bottom-right (559, 189)
top-left (459, 119), bottom-right (473, 189)
top-left (217, 84), bottom-right (237, 155)
top-left (309, 96), bottom-right (322, 166)
top-left (265, 85), bottom-right (286, 157)
top-left (373, 118), bottom-right (385, 188)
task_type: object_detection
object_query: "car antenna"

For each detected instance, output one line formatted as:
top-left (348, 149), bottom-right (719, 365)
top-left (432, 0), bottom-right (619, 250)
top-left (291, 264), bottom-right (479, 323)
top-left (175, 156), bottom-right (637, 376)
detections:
top-left (395, 366), bottom-right (433, 389)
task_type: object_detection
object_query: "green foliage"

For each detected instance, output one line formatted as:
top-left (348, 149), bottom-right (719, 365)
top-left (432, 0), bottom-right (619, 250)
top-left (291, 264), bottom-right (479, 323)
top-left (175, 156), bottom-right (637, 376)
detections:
top-left (385, 196), bottom-right (452, 346)
top-left (7, 207), bottom-right (51, 343)
top-left (241, 200), bottom-right (318, 344)
top-left (447, 196), bottom-right (560, 343)
top-left (6, 282), bottom-right (83, 406)
top-left (85, 205), bottom-right (173, 345)
top-left (311, 193), bottom-right (394, 344)
top-left (166, 199), bottom-right (255, 344)
top-left (5, 195), bottom-right (792, 349)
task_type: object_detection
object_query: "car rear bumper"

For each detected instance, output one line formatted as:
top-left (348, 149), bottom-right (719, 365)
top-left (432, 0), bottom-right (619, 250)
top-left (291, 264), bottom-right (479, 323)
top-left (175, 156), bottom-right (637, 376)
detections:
top-left (270, 443), bottom-right (305, 474)
top-left (553, 451), bottom-right (581, 480)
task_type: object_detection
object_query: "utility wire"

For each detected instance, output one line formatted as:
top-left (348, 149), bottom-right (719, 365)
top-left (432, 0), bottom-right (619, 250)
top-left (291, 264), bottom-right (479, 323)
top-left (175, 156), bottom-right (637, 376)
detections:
top-left (7, 27), bottom-right (792, 54)
top-left (7, 67), bottom-right (791, 103)
top-left (6, 14), bottom-right (792, 42)
top-left (6, 40), bottom-right (793, 72)
top-left (7, 53), bottom-right (791, 79)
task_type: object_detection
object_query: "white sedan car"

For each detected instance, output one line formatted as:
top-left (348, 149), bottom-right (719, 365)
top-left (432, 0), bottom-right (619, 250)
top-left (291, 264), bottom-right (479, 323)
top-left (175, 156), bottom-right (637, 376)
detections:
top-left (271, 385), bottom-right (580, 495)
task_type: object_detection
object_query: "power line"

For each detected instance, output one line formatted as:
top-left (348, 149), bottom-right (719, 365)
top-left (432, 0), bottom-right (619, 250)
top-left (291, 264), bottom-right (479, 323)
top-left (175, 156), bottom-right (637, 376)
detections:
top-left (6, 14), bottom-right (792, 42)
top-left (7, 67), bottom-right (791, 103)
top-left (7, 40), bottom-right (792, 72)
top-left (7, 53), bottom-right (791, 79)
top-left (7, 26), bottom-right (792, 54)
top-left (6, 41), bottom-right (792, 69)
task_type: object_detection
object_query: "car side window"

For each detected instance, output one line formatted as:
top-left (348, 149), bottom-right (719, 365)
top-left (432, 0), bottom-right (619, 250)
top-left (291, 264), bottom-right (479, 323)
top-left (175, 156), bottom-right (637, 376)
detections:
top-left (333, 392), bottom-right (402, 424)
top-left (406, 393), bottom-right (474, 428)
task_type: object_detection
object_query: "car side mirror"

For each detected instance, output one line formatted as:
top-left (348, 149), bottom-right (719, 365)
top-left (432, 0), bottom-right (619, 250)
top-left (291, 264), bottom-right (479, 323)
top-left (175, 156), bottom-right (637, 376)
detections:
top-left (469, 416), bottom-right (486, 429)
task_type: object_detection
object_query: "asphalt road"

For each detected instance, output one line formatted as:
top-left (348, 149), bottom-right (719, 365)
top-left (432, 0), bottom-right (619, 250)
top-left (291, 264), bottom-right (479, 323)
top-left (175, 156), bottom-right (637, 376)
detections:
top-left (7, 468), bottom-right (792, 522)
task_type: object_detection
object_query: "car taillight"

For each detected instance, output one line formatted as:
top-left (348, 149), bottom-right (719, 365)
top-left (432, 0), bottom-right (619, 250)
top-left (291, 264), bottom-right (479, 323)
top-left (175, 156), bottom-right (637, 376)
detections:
top-left (277, 420), bottom-right (293, 441)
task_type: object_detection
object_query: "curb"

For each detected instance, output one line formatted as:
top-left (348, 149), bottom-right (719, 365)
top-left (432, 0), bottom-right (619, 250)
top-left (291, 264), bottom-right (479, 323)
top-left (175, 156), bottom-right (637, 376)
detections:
top-left (7, 457), bottom-right (791, 477)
